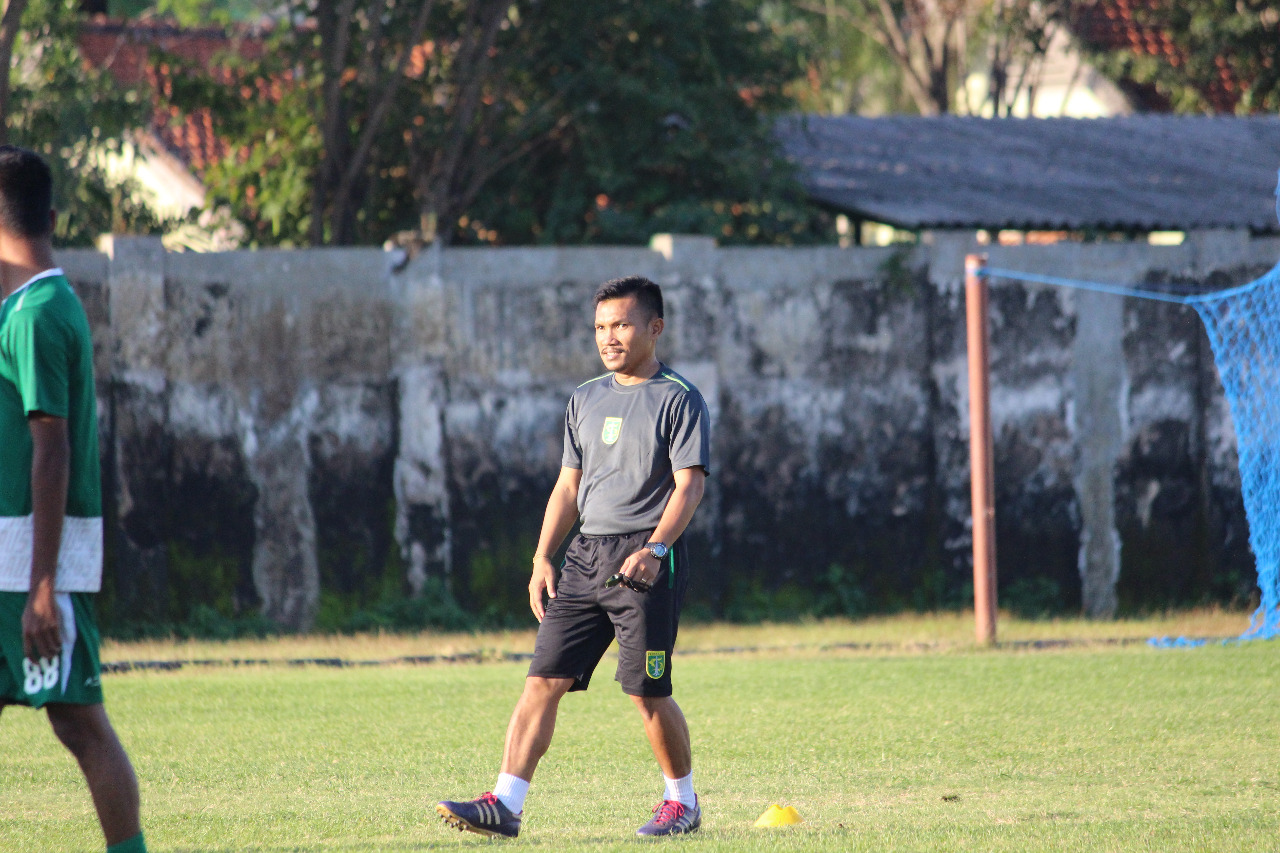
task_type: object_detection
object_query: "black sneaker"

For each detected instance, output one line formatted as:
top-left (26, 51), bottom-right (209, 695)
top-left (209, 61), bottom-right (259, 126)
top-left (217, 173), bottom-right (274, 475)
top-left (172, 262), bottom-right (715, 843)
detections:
top-left (437, 792), bottom-right (522, 838)
top-left (636, 796), bottom-right (701, 836)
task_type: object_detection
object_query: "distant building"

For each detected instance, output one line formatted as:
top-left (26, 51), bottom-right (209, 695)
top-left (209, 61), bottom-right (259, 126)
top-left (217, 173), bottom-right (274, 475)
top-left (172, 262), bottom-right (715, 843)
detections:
top-left (78, 18), bottom-right (264, 247)
top-left (1068, 0), bottom-right (1250, 114)
top-left (964, 1), bottom-right (1259, 119)
top-left (963, 21), bottom-right (1132, 118)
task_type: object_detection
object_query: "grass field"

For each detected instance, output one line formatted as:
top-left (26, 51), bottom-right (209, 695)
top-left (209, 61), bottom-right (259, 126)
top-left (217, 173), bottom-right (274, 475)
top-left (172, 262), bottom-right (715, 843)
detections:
top-left (3, 611), bottom-right (1279, 852)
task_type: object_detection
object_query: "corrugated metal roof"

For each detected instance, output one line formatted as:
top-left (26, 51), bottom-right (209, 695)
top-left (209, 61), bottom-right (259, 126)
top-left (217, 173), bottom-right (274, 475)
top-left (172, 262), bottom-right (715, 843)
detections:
top-left (777, 115), bottom-right (1280, 233)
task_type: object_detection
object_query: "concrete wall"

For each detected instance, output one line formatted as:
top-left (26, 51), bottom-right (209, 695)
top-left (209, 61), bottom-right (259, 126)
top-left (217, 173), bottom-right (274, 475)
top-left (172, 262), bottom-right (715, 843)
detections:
top-left (60, 232), bottom-right (1280, 630)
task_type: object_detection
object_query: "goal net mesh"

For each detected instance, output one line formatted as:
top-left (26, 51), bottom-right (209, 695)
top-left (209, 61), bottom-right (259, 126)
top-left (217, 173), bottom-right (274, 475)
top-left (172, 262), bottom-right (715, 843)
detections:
top-left (1192, 259), bottom-right (1280, 639)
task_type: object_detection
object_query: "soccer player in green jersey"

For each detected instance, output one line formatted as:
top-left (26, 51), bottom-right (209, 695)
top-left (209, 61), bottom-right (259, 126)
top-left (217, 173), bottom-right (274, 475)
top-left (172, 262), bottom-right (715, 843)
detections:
top-left (439, 276), bottom-right (710, 838)
top-left (0, 146), bottom-right (148, 853)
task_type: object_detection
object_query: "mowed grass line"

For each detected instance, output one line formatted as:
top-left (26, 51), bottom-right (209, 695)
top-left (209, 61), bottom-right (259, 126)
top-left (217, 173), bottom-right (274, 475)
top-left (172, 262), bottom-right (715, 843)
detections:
top-left (3, 641), bottom-right (1279, 852)
top-left (95, 608), bottom-right (1255, 664)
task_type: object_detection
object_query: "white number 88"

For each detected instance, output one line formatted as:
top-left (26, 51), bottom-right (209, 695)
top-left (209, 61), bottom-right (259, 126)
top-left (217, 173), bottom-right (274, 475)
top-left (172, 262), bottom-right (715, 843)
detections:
top-left (22, 656), bottom-right (59, 695)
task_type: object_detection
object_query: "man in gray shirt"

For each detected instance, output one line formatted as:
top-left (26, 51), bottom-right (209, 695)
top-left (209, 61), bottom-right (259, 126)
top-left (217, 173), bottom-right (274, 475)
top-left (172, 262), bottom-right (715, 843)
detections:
top-left (438, 275), bottom-right (710, 839)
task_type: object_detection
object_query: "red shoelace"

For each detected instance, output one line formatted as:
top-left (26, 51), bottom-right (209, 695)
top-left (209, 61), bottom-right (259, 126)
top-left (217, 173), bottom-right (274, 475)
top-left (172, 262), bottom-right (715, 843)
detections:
top-left (652, 799), bottom-right (686, 823)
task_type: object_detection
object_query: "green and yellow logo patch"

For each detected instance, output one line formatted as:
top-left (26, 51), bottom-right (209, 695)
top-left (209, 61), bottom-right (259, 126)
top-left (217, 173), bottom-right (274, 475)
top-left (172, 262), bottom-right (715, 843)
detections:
top-left (602, 416), bottom-right (623, 445)
top-left (645, 650), bottom-right (666, 680)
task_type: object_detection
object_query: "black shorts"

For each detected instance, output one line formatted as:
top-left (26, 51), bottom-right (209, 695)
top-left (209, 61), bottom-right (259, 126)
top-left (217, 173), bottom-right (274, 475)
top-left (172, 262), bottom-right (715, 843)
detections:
top-left (527, 531), bottom-right (689, 697)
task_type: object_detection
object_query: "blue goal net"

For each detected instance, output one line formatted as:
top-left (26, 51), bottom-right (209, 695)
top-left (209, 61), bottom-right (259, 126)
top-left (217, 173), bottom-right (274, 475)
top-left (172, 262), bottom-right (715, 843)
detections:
top-left (981, 170), bottom-right (1280, 642)
top-left (1188, 261), bottom-right (1280, 639)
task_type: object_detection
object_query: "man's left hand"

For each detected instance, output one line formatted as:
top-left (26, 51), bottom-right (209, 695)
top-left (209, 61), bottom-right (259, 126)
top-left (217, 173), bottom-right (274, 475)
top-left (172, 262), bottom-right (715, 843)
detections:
top-left (618, 550), bottom-right (660, 589)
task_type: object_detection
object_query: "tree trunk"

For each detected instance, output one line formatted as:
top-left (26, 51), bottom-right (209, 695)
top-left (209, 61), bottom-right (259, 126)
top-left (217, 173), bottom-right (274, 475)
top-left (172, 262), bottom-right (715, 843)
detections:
top-left (309, 0), bottom-right (437, 246)
top-left (410, 0), bottom-right (508, 245)
top-left (853, 0), bottom-right (958, 115)
top-left (308, 0), bottom-right (356, 246)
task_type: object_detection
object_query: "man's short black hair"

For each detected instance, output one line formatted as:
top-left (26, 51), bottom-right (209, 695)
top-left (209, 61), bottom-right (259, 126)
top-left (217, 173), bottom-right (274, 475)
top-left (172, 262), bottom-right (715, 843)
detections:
top-left (0, 145), bottom-right (53, 240)
top-left (594, 275), bottom-right (663, 319)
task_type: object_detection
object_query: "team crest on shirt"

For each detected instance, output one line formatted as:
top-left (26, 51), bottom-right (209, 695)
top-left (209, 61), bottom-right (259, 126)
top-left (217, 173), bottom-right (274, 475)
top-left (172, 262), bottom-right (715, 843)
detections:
top-left (602, 416), bottom-right (623, 445)
top-left (646, 650), bottom-right (666, 679)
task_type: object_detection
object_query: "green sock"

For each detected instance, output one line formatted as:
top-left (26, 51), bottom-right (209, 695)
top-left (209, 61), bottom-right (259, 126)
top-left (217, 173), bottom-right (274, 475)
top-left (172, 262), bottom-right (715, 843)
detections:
top-left (106, 832), bottom-right (147, 853)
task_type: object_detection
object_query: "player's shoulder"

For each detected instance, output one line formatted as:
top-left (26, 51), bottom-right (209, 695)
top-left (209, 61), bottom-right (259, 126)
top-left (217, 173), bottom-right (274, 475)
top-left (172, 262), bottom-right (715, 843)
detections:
top-left (568, 367), bottom-right (705, 404)
top-left (575, 372), bottom-right (612, 390)
top-left (566, 372), bottom-right (612, 412)
top-left (570, 371), bottom-right (612, 401)
top-left (6, 273), bottom-right (77, 320)
top-left (653, 366), bottom-right (705, 403)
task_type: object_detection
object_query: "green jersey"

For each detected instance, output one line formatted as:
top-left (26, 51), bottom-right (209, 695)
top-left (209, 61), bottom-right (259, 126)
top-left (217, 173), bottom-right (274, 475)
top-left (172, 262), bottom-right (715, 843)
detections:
top-left (0, 269), bottom-right (102, 593)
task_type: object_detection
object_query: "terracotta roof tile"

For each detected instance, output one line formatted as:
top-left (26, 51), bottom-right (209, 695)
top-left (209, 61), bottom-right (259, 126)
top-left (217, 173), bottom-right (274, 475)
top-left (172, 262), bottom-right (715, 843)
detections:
top-left (79, 19), bottom-right (266, 173)
top-left (1069, 0), bottom-right (1243, 112)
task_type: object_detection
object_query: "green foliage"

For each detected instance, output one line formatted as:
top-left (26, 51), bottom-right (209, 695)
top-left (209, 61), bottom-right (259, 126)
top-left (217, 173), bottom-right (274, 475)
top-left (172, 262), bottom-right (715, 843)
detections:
top-left (766, 1), bottom-right (1088, 118)
top-left (720, 563), bottom-right (869, 623)
top-left (1001, 576), bottom-right (1068, 619)
top-left (108, 578), bottom-right (479, 640)
top-left (764, 0), bottom-right (916, 116)
top-left (464, 533), bottom-right (536, 628)
top-left (161, 32), bottom-right (321, 247)
top-left (877, 244), bottom-right (924, 297)
top-left (315, 579), bottom-right (475, 634)
top-left (109, 0), bottom-right (275, 25)
top-left (312, 496), bottom-right (404, 625)
top-left (99, 538), bottom-right (260, 640)
top-left (6, 0), bottom-right (184, 245)
top-left (814, 562), bottom-right (870, 617)
top-left (1083, 1), bottom-right (1280, 114)
top-left (463, 0), bottom-right (834, 246)
top-left (164, 541), bottom-right (243, 622)
top-left (172, 0), bottom-right (835, 247)
top-left (53, 169), bottom-right (175, 245)
top-left (105, 604), bottom-right (280, 641)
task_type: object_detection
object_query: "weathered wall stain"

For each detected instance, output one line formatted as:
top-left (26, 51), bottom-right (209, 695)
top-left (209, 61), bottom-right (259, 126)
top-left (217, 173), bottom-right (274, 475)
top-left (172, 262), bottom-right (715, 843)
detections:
top-left (59, 233), bottom-right (1280, 630)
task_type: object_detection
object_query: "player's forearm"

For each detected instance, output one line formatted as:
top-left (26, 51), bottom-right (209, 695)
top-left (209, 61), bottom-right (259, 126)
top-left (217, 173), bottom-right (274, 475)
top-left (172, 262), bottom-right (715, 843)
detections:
top-left (650, 472), bottom-right (705, 547)
top-left (29, 422), bottom-right (69, 593)
top-left (534, 481), bottom-right (579, 559)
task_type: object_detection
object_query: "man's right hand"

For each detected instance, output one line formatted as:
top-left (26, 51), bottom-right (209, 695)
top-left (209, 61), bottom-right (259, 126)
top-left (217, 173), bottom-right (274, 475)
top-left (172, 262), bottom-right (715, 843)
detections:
top-left (529, 556), bottom-right (558, 622)
top-left (22, 582), bottom-right (61, 662)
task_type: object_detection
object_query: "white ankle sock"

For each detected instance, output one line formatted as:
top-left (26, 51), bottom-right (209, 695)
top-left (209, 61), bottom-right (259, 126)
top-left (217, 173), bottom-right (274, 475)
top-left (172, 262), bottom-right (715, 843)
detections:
top-left (663, 772), bottom-right (696, 808)
top-left (493, 773), bottom-right (529, 814)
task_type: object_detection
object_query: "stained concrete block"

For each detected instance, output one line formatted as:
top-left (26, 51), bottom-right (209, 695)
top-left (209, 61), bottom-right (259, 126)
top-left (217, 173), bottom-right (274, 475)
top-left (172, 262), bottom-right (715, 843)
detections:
top-left (393, 365), bottom-right (451, 597)
top-left (1073, 289), bottom-right (1125, 618)
top-left (71, 235), bottom-right (1280, 628)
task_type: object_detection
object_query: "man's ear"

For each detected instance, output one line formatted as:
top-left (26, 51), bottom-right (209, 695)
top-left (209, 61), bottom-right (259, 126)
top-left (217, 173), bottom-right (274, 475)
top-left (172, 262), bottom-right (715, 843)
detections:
top-left (651, 317), bottom-right (665, 337)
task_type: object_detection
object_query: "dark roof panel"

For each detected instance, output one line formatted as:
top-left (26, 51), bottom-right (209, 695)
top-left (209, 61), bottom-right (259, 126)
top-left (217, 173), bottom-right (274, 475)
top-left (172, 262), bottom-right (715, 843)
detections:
top-left (777, 115), bottom-right (1280, 233)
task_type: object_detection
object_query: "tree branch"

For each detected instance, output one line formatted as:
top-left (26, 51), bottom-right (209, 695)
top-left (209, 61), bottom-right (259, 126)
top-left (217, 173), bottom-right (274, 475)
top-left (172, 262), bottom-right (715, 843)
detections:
top-left (862, 0), bottom-right (940, 113)
top-left (309, 0), bottom-right (359, 244)
top-left (453, 99), bottom-right (572, 214)
top-left (417, 0), bottom-right (508, 236)
top-left (330, 0), bottom-right (439, 229)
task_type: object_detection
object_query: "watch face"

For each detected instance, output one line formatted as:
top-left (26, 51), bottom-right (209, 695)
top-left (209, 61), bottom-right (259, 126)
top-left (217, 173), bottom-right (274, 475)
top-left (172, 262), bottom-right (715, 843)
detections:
top-left (647, 543), bottom-right (668, 559)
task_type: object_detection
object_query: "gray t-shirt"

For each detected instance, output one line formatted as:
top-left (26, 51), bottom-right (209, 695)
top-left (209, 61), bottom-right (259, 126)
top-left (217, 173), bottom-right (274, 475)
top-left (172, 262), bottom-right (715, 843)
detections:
top-left (562, 364), bottom-right (711, 536)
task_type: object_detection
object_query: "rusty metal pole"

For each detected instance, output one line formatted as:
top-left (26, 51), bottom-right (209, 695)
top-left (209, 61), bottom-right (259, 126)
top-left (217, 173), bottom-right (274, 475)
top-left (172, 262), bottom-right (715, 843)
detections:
top-left (965, 254), bottom-right (997, 646)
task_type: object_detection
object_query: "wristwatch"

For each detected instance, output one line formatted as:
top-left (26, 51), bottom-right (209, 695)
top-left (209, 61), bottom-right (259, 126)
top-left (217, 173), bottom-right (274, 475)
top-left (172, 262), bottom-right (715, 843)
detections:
top-left (644, 542), bottom-right (668, 560)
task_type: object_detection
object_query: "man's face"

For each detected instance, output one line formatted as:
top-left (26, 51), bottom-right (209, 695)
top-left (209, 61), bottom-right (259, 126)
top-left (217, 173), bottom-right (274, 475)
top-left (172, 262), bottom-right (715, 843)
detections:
top-left (595, 295), bottom-right (662, 375)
